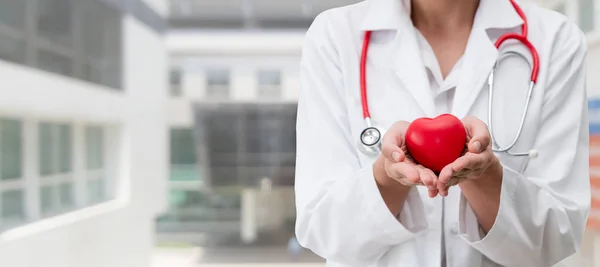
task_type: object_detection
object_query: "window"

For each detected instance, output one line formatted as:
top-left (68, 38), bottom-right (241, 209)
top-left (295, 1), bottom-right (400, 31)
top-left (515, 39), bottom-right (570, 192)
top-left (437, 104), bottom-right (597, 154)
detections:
top-left (0, 0), bottom-right (27, 30)
top-left (0, 118), bottom-right (115, 230)
top-left (257, 70), bottom-right (282, 98)
top-left (85, 126), bottom-right (106, 204)
top-left (0, 0), bottom-right (26, 64)
top-left (80, 0), bottom-right (122, 88)
top-left (1, 190), bottom-right (25, 225)
top-left (579, 0), bottom-right (595, 32)
top-left (39, 123), bottom-right (74, 216)
top-left (37, 0), bottom-right (74, 48)
top-left (205, 69), bottom-right (230, 98)
top-left (170, 128), bottom-right (199, 182)
top-left (2, 119), bottom-right (22, 180)
top-left (170, 69), bottom-right (183, 97)
top-left (0, 0), bottom-right (123, 89)
top-left (0, 119), bottom-right (25, 228)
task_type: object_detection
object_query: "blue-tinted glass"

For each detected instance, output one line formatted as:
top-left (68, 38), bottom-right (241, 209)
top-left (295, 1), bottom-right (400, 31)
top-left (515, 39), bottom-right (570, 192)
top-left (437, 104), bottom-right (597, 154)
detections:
top-left (1, 119), bottom-right (22, 180)
top-left (1, 190), bottom-right (24, 221)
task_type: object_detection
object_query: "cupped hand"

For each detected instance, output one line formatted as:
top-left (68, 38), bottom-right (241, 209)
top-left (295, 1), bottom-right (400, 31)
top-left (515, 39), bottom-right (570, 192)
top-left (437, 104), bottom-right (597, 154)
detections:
top-left (380, 121), bottom-right (439, 198)
top-left (436, 116), bottom-right (499, 196)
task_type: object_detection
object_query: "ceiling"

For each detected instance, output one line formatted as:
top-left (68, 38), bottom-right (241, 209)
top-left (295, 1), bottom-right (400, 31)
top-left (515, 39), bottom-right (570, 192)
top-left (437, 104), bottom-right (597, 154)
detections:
top-left (168, 0), bottom-right (362, 29)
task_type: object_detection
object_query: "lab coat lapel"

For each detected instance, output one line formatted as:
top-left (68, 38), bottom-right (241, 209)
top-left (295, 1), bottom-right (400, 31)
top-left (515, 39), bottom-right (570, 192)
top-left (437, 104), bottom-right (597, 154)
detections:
top-left (360, 0), bottom-right (435, 118)
top-left (451, 0), bottom-right (525, 118)
top-left (392, 28), bottom-right (436, 118)
top-left (452, 29), bottom-right (498, 119)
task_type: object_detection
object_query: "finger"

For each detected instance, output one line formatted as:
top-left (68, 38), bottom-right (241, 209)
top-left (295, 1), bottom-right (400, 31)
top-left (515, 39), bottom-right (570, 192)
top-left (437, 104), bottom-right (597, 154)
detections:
top-left (436, 166), bottom-right (450, 197)
top-left (386, 162), bottom-right (420, 185)
top-left (428, 188), bottom-right (439, 198)
top-left (416, 165), bottom-right (437, 190)
top-left (438, 164), bottom-right (454, 187)
top-left (382, 142), bottom-right (405, 163)
top-left (451, 153), bottom-right (486, 172)
top-left (381, 122), bottom-right (410, 162)
top-left (462, 116), bottom-right (491, 153)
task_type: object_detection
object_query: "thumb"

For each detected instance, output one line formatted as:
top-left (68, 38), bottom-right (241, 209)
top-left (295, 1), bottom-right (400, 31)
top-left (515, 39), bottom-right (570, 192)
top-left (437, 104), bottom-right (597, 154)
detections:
top-left (463, 116), bottom-right (491, 153)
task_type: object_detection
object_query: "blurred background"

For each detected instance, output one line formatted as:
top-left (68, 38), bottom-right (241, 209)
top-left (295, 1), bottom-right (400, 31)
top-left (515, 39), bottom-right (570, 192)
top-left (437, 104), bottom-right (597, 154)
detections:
top-left (0, 0), bottom-right (598, 267)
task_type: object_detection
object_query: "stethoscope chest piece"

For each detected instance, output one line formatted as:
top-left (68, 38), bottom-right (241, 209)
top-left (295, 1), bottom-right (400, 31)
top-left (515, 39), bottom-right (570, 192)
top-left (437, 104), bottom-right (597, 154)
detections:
top-left (359, 126), bottom-right (385, 156)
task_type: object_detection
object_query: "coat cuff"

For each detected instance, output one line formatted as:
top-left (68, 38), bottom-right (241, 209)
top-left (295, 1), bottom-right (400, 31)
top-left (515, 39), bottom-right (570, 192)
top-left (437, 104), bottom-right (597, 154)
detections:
top-left (360, 167), bottom-right (428, 241)
top-left (458, 165), bottom-right (519, 254)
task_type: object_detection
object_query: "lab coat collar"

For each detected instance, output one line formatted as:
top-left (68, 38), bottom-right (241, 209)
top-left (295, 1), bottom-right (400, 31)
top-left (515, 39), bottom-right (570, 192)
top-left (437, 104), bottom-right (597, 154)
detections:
top-left (451, 0), bottom-right (526, 118)
top-left (359, 0), bottom-right (524, 32)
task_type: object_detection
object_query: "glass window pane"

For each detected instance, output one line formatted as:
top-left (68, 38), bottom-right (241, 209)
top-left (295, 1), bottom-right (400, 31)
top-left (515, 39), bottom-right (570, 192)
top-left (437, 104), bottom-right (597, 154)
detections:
top-left (257, 70), bottom-right (282, 98)
top-left (1, 119), bottom-right (22, 180)
top-left (41, 185), bottom-right (55, 213)
top-left (579, 0), bottom-right (595, 32)
top-left (258, 70), bottom-right (281, 86)
top-left (170, 128), bottom-right (197, 165)
top-left (86, 126), bottom-right (103, 170)
top-left (39, 123), bottom-right (55, 176)
top-left (205, 69), bottom-right (230, 98)
top-left (170, 69), bottom-right (182, 97)
top-left (206, 69), bottom-right (230, 86)
top-left (37, 50), bottom-right (73, 76)
top-left (1, 190), bottom-right (24, 222)
top-left (59, 183), bottom-right (73, 208)
top-left (0, 33), bottom-right (25, 64)
top-left (170, 165), bottom-right (200, 182)
top-left (0, 0), bottom-right (26, 29)
top-left (86, 179), bottom-right (104, 204)
top-left (81, 0), bottom-right (122, 88)
top-left (58, 125), bottom-right (72, 173)
top-left (37, 0), bottom-right (73, 47)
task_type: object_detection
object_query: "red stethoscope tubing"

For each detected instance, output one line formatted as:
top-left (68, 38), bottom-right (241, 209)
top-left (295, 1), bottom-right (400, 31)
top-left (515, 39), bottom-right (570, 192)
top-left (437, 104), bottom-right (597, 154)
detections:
top-left (359, 0), bottom-right (540, 120)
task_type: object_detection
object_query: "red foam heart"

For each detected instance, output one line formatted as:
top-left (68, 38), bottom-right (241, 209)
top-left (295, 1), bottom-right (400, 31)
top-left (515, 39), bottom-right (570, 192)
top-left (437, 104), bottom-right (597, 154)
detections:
top-left (405, 114), bottom-right (467, 173)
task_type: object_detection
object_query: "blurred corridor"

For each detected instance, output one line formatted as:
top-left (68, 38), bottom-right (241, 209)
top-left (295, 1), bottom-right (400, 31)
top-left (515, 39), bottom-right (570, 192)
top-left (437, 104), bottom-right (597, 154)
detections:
top-left (0, 0), bottom-right (599, 266)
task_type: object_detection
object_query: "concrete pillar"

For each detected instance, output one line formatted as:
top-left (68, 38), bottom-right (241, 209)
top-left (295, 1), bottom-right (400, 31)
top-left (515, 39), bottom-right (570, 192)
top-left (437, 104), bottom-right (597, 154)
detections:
top-left (231, 67), bottom-right (257, 101)
top-left (182, 71), bottom-right (206, 100)
top-left (241, 188), bottom-right (258, 244)
top-left (282, 68), bottom-right (300, 101)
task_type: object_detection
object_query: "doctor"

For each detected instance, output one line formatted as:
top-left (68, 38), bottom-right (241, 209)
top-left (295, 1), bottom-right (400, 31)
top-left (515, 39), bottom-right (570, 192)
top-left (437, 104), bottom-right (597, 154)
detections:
top-left (294, 0), bottom-right (590, 266)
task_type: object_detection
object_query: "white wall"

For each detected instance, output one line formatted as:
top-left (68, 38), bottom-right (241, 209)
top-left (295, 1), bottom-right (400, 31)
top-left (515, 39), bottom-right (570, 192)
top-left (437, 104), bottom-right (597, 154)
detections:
top-left (0, 12), bottom-right (168, 267)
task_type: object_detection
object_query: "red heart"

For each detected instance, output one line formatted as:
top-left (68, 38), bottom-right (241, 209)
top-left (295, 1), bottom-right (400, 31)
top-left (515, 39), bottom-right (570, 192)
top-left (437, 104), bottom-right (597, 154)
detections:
top-left (405, 114), bottom-right (467, 173)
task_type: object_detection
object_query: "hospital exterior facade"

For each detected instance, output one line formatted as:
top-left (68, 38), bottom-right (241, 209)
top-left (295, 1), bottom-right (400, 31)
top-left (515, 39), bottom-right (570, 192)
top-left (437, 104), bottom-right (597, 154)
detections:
top-left (0, 0), bottom-right (169, 266)
top-left (162, 0), bottom-right (600, 266)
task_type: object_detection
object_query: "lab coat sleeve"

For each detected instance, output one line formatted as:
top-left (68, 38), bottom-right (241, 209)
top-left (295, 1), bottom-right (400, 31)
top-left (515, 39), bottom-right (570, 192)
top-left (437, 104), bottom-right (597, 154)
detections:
top-left (294, 11), bottom-right (428, 266)
top-left (459, 22), bottom-right (591, 267)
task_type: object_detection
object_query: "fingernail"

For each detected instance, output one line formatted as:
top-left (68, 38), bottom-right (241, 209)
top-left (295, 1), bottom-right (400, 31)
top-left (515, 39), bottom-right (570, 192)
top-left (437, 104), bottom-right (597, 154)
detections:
top-left (472, 141), bottom-right (482, 152)
top-left (392, 151), bottom-right (400, 162)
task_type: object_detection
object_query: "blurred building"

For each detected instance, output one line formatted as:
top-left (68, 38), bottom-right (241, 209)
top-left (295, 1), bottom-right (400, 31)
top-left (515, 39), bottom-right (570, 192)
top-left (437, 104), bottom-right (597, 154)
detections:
top-left (0, 0), bottom-right (168, 267)
top-left (159, 0), bottom-right (365, 246)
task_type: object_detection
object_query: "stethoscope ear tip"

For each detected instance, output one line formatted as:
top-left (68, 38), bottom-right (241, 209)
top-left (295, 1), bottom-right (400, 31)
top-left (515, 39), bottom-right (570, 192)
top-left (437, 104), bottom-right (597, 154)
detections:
top-left (528, 149), bottom-right (539, 159)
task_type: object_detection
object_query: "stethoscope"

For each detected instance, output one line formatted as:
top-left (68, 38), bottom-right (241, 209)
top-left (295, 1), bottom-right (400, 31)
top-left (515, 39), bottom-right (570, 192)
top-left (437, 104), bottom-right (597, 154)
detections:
top-left (359, 0), bottom-right (539, 159)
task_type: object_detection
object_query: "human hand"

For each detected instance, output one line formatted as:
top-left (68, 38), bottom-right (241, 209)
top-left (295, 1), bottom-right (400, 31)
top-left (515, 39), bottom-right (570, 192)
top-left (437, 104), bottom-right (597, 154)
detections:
top-left (436, 116), bottom-right (500, 197)
top-left (377, 121), bottom-right (440, 198)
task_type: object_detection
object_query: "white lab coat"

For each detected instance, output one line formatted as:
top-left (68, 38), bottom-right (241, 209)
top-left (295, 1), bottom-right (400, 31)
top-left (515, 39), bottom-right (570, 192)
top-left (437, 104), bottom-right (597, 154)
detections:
top-left (294, 0), bottom-right (591, 266)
